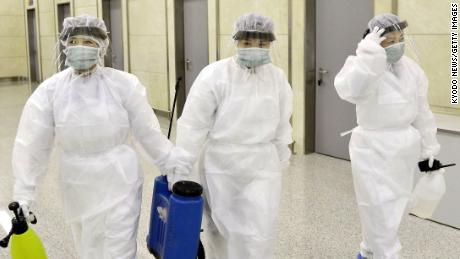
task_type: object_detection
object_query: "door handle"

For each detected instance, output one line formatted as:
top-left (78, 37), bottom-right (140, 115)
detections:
top-left (185, 59), bottom-right (191, 70)
top-left (318, 67), bottom-right (329, 86)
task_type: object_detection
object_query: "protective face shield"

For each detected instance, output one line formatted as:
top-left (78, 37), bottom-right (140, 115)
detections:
top-left (233, 30), bottom-right (276, 42)
top-left (233, 12), bottom-right (276, 40)
top-left (56, 14), bottom-right (110, 70)
top-left (222, 13), bottom-right (283, 72)
top-left (364, 13), bottom-right (420, 65)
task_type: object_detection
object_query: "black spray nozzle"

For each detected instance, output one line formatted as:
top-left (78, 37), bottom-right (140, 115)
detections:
top-left (8, 202), bottom-right (29, 235)
top-left (0, 228), bottom-right (13, 248)
top-left (1, 202), bottom-right (21, 248)
top-left (8, 202), bottom-right (21, 219)
top-left (0, 201), bottom-right (38, 248)
top-left (8, 201), bottom-right (37, 224)
top-left (418, 159), bottom-right (456, 172)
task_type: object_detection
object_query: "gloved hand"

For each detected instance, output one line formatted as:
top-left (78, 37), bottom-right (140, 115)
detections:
top-left (18, 201), bottom-right (36, 223)
top-left (428, 155), bottom-right (435, 168)
top-left (418, 156), bottom-right (437, 172)
top-left (364, 26), bottom-right (386, 45)
top-left (166, 169), bottom-right (189, 191)
top-left (418, 156), bottom-right (456, 173)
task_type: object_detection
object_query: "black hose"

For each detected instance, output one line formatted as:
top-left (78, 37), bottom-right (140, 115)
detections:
top-left (168, 77), bottom-right (182, 139)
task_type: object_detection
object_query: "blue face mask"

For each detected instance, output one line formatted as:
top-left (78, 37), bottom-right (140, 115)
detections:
top-left (384, 42), bottom-right (405, 64)
top-left (65, 45), bottom-right (100, 70)
top-left (236, 48), bottom-right (271, 68)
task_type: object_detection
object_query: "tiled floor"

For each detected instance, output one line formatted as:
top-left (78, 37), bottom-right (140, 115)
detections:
top-left (0, 82), bottom-right (459, 258)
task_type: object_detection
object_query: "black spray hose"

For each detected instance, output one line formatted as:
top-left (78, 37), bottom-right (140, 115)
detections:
top-left (168, 77), bottom-right (183, 139)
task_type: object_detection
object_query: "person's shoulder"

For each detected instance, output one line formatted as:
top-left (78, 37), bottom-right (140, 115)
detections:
top-left (101, 67), bottom-right (139, 83)
top-left (193, 58), bottom-right (233, 83)
top-left (401, 56), bottom-right (421, 68)
top-left (401, 56), bottom-right (425, 75)
top-left (100, 67), bottom-right (142, 96)
top-left (26, 68), bottom-right (71, 104)
top-left (263, 63), bottom-right (288, 83)
top-left (35, 68), bottom-right (72, 92)
top-left (202, 57), bottom-right (232, 73)
top-left (268, 63), bottom-right (286, 76)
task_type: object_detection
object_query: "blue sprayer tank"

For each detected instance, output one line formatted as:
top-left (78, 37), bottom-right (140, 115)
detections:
top-left (147, 175), bottom-right (204, 259)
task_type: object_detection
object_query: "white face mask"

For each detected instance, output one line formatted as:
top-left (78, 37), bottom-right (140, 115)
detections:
top-left (64, 45), bottom-right (101, 70)
top-left (236, 48), bottom-right (271, 68)
top-left (384, 42), bottom-right (405, 64)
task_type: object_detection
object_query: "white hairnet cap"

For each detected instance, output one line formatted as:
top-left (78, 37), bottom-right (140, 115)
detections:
top-left (233, 13), bottom-right (276, 41)
top-left (368, 13), bottom-right (402, 30)
top-left (62, 14), bottom-right (107, 33)
top-left (60, 14), bottom-right (109, 56)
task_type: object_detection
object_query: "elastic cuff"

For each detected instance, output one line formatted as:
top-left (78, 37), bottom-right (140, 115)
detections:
top-left (421, 147), bottom-right (440, 160)
top-left (163, 146), bottom-right (195, 172)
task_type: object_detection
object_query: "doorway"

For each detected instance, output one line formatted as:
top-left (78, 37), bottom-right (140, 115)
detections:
top-left (183, 0), bottom-right (209, 96)
top-left (26, 9), bottom-right (40, 92)
top-left (57, 3), bottom-right (71, 71)
top-left (314, 0), bottom-right (374, 160)
top-left (174, 0), bottom-right (209, 117)
top-left (102, 0), bottom-right (124, 70)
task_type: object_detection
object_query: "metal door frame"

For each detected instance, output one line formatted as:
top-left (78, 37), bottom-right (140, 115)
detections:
top-left (173, 0), bottom-right (186, 117)
top-left (55, 1), bottom-right (73, 72)
top-left (304, 0), bottom-right (316, 154)
top-left (101, 0), bottom-right (125, 70)
top-left (101, 0), bottom-right (130, 72)
top-left (24, 1), bottom-right (42, 91)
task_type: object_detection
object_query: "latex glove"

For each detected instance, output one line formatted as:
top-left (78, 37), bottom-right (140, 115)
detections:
top-left (365, 26), bottom-right (386, 45)
top-left (166, 170), bottom-right (189, 191)
top-left (428, 155), bottom-right (435, 169)
top-left (18, 201), bottom-right (36, 223)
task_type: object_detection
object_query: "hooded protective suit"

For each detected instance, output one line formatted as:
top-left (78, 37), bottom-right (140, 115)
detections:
top-left (174, 56), bottom-right (293, 259)
top-left (12, 65), bottom-right (174, 258)
top-left (334, 16), bottom-right (440, 259)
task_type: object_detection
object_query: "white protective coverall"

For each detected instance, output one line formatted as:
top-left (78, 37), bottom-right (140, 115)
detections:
top-left (12, 66), bottom-right (174, 258)
top-left (174, 57), bottom-right (293, 259)
top-left (334, 38), bottom-right (440, 258)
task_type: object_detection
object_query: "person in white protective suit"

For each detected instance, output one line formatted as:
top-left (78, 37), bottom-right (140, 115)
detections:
top-left (167, 13), bottom-right (293, 259)
top-left (11, 14), bottom-right (176, 258)
top-left (334, 13), bottom-right (440, 259)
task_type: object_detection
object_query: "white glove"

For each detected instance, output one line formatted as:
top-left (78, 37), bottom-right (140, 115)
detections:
top-left (365, 26), bottom-right (386, 45)
top-left (166, 169), bottom-right (189, 191)
top-left (428, 155), bottom-right (435, 169)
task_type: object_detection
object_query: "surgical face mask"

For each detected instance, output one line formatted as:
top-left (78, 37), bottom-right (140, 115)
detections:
top-left (65, 45), bottom-right (100, 70)
top-left (384, 42), bottom-right (405, 64)
top-left (236, 48), bottom-right (271, 68)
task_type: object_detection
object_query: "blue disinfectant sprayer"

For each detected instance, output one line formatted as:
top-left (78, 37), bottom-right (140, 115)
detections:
top-left (0, 201), bottom-right (47, 259)
top-left (146, 77), bottom-right (205, 259)
top-left (146, 176), bottom-right (205, 259)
